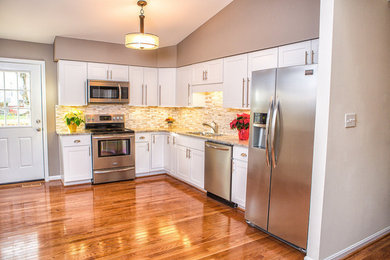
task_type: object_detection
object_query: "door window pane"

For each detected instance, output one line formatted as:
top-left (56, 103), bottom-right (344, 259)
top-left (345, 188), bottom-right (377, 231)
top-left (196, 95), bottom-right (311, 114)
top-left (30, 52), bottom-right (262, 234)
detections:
top-left (4, 72), bottom-right (17, 90)
top-left (19, 109), bottom-right (31, 126)
top-left (0, 71), bottom-right (31, 127)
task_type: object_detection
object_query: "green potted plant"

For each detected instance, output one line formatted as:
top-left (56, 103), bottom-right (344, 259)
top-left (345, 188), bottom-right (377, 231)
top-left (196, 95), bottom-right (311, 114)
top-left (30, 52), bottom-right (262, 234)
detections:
top-left (64, 110), bottom-right (84, 133)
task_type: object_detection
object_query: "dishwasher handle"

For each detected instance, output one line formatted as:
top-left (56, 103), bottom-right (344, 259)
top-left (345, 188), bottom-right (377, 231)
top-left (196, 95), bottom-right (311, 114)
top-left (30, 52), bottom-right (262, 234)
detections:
top-left (205, 143), bottom-right (231, 151)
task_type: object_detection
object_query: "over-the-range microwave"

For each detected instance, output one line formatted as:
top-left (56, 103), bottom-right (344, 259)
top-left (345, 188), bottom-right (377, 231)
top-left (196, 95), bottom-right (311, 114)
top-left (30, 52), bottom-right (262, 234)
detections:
top-left (87, 80), bottom-right (129, 104)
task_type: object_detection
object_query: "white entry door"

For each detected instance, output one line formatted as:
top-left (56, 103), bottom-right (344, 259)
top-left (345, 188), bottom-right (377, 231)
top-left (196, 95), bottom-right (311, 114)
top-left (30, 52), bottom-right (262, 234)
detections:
top-left (0, 61), bottom-right (44, 184)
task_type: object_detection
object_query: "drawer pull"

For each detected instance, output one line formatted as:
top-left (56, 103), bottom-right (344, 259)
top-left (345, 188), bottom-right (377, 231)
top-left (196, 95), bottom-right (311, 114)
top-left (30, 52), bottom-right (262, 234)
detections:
top-left (241, 153), bottom-right (247, 157)
top-left (139, 136), bottom-right (145, 140)
top-left (74, 140), bottom-right (81, 143)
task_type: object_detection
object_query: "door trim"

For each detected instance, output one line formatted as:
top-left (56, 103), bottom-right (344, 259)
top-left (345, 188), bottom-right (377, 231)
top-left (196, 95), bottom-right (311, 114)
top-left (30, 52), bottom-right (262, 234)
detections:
top-left (0, 57), bottom-right (49, 181)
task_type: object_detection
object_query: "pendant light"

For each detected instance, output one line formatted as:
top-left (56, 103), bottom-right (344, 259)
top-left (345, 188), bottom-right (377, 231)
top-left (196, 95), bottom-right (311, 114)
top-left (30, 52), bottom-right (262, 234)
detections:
top-left (125, 0), bottom-right (159, 50)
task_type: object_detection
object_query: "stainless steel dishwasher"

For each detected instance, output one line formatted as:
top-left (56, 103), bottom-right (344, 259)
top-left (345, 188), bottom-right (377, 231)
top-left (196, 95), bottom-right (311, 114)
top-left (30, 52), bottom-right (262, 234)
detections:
top-left (204, 141), bottom-right (234, 205)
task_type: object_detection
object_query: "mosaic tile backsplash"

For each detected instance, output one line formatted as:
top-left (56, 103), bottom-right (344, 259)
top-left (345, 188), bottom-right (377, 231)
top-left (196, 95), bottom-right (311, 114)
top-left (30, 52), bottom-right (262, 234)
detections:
top-left (56, 92), bottom-right (250, 135)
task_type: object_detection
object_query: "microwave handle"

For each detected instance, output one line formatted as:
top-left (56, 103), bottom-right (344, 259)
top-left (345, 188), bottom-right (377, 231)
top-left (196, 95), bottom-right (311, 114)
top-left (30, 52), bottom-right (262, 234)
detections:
top-left (118, 84), bottom-right (122, 101)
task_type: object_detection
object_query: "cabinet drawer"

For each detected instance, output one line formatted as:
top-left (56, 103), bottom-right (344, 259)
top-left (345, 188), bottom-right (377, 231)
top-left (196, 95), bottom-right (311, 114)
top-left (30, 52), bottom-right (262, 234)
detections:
top-left (233, 146), bottom-right (249, 162)
top-left (135, 133), bottom-right (151, 142)
top-left (61, 135), bottom-right (91, 147)
top-left (176, 134), bottom-right (205, 151)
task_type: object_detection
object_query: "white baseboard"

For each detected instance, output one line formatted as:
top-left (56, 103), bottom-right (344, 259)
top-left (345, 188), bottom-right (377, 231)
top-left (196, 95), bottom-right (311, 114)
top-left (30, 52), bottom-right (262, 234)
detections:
top-left (48, 175), bottom-right (61, 181)
top-left (304, 256), bottom-right (314, 260)
top-left (136, 170), bottom-right (166, 178)
top-left (322, 226), bottom-right (390, 260)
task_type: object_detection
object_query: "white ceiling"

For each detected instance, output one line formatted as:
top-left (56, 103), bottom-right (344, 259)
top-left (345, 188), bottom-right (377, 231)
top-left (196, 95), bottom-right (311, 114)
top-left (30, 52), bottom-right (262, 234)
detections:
top-left (0, 0), bottom-right (233, 47)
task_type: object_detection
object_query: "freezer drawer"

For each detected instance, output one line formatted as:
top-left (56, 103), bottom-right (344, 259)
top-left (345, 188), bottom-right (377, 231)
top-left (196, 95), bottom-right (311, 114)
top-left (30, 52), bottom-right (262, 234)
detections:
top-left (204, 142), bottom-right (233, 201)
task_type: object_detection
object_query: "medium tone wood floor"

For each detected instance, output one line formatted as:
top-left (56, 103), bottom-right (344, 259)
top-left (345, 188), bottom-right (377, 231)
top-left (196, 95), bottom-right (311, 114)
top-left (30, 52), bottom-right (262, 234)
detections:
top-left (0, 175), bottom-right (387, 259)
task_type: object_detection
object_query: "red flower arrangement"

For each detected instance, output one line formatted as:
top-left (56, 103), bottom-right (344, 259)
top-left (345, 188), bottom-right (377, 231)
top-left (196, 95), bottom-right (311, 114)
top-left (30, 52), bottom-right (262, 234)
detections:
top-left (230, 113), bottom-right (250, 140)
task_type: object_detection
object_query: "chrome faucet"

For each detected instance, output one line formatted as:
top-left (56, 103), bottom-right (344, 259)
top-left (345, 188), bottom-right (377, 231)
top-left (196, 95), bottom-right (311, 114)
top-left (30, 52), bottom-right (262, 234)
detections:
top-left (202, 121), bottom-right (218, 134)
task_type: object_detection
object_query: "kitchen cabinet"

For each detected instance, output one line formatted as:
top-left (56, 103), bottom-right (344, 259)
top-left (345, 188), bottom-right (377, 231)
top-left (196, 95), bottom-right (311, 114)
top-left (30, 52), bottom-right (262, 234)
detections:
top-left (57, 60), bottom-right (88, 106)
top-left (164, 134), bottom-right (177, 175)
top-left (59, 135), bottom-right (92, 186)
top-left (176, 145), bottom-right (190, 180)
top-left (158, 68), bottom-right (176, 107)
top-left (188, 148), bottom-right (204, 189)
top-left (87, 63), bottom-right (128, 81)
top-left (151, 134), bottom-right (165, 170)
top-left (232, 146), bottom-right (248, 208)
top-left (176, 66), bottom-right (192, 107)
top-left (223, 54), bottom-right (248, 109)
top-left (223, 48), bottom-right (278, 109)
top-left (144, 67), bottom-right (158, 106)
top-left (129, 66), bottom-right (158, 106)
top-left (135, 133), bottom-right (151, 175)
top-left (278, 40), bottom-right (318, 68)
top-left (192, 59), bottom-right (223, 85)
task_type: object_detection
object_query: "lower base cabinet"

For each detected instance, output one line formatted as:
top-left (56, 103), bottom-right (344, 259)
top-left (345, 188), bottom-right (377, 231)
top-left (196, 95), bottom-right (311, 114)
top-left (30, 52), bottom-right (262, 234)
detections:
top-left (231, 147), bottom-right (249, 208)
top-left (135, 142), bottom-right (150, 174)
top-left (174, 145), bottom-right (204, 190)
top-left (59, 135), bottom-right (92, 186)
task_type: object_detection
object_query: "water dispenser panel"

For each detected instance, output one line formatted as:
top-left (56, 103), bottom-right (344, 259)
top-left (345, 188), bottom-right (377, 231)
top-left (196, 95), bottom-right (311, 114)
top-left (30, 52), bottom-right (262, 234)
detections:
top-left (254, 112), bottom-right (267, 125)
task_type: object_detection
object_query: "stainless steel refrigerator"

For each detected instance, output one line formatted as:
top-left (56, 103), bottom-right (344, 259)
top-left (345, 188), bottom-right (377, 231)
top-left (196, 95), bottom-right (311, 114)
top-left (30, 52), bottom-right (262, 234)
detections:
top-left (245, 64), bottom-right (317, 251)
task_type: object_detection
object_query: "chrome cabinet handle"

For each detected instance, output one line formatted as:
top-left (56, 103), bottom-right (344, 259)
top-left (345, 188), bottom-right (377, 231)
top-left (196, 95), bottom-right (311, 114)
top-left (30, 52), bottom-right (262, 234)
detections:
top-left (205, 70), bottom-right (208, 80)
top-left (202, 71), bottom-right (205, 80)
top-left (147, 143), bottom-right (150, 152)
top-left (107, 70), bottom-right (109, 79)
top-left (242, 78), bottom-right (245, 107)
top-left (246, 77), bottom-right (250, 107)
top-left (110, 70), bottom-right (112, 79)
top-left (173, 137), bottom-right (176, 145)
top-left (141, 84), bottom-right (144, 105)
top-left (145, 84), bottom-right (148, 105)
top-left (153, 135), bottom-right (155, 144)
top-left (159, 85), bottom-right (162, 106)
top-left (265, 96), bottom-right (274, 166)
top-left (188, 149), bottom-right (191, 159)
top-left (167, 136), bottom-right (170, 144)
top-left (305, 51), bottom-right (308, 65)
top-left (89, 147), bottom-right (91, 156)
top-left (311, 50), bottom-right (315, 64)
top-left (271, 99), bottom-right (280, 168)
top-left (74, 139), bottom-right (80, 143)
top-left (241, 153), bottom-right (247, 157)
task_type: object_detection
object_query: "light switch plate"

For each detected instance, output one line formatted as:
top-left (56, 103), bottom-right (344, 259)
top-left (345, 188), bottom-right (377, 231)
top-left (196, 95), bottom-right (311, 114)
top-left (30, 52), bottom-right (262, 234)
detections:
top-left (345, 113), bottom-right (357, 128)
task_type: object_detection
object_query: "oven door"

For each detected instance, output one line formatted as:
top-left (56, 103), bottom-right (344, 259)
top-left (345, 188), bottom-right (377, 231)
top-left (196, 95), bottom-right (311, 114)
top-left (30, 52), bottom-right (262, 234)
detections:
top-left (92, 134), bottom-right (135, 170)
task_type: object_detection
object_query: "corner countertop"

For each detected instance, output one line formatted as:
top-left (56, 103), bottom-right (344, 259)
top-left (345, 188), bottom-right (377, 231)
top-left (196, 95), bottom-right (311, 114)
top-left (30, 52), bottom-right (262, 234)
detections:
top-left (57, 128), bottom-right (249, 148)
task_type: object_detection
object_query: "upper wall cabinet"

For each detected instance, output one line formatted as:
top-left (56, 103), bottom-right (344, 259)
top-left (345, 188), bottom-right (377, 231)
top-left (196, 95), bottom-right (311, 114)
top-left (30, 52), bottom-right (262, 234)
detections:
top-left (176, 66), bottom-right (192, 107)
top-left (129, 66), bottom-right (158, 106)
top-left (58, 60), bottom-right (88, 106)
top-left (87, 63), bottom-right (129, 81)
top-left (278, 40), bottom-right (318, 68)
top-left (158, 68), bottom-right (176, 107)
top-left (144, 67), bottom-right (158, 106)
top-left (192, 59), bottom-right (223, 85)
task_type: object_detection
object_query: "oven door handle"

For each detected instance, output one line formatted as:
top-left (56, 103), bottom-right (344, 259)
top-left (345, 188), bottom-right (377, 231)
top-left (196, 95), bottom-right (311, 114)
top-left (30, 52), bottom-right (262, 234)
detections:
top-left (92, 135), bottom-right (134, 139)
top-left (94, 167), bottom-right (135, 174)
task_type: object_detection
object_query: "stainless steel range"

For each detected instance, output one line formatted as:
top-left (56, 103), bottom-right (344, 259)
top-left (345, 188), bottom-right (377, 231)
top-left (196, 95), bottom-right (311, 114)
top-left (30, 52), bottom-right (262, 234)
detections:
top-left (85, 114), bottom-right (135, 184)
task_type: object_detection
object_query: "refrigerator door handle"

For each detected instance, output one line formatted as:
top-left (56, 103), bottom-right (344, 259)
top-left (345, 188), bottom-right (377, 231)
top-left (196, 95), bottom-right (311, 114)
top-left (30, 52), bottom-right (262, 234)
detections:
top-left (265, 96), bottom-right (274, 166)
top-left (271, 99), bottom-right (280, 168)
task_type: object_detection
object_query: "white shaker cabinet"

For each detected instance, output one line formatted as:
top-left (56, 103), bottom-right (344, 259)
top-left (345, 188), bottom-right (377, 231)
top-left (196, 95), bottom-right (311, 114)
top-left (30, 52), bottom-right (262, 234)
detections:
top-left (278, 40), bottom-right (318, 68)
top-left (88, 63), bottom-right (128, 81)
top-left (144, 67), bottom-right (158, 106)
top-left (176, 66), bottom-right (193, 107)
top-left (188, 148), bottom-right (205, 189)
top-left (129, 66), bottom-right (145, 106)
top-left (175, 145), bottom-right (191, 180)
top-left (158, 68), bottom-right (176, 107)
top-left (151, 134), bottom-right (165, 170)
top-left (135, 133), bottom-right (151, 175)
top-left (232, 146), bottom-right (249, 209)
top-left (164, 134), bottom-right (177, 175)
top-left (192, 59), bottom-right (223, 85)
top-left (59, 135), bottom-right (92, 186)
top-left (57, 60), bottom-right (88, 106)
top-left (223, 54), bottom-right (248, 109)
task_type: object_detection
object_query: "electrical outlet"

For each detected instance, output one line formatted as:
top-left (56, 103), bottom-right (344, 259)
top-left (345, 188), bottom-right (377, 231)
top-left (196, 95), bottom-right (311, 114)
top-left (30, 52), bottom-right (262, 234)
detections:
top-left (345, 113), bottom-right (356, 128)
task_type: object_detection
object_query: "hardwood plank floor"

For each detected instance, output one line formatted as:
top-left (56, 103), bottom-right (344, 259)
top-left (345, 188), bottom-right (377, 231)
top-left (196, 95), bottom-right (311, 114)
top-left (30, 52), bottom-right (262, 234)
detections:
top-left (0, 175), bottom-right (304, 259)
top-left (0, 175), bottom-right (386, 259)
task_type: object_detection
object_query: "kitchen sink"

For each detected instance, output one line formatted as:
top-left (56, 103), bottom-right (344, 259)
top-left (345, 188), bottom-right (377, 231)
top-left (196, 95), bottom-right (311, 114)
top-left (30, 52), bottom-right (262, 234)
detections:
top-left (186, 131), bottom-right (224, 137)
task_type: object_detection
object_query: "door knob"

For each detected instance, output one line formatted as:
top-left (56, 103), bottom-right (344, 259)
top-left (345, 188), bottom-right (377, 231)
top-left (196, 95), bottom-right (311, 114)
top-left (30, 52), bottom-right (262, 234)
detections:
top-left (36, 127), bottom-right (42, 132)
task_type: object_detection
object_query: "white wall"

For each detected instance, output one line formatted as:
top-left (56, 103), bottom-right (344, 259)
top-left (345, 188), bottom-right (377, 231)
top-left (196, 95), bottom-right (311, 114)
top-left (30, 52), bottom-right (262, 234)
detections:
top-left (307, 0), bottom-right (390, 259)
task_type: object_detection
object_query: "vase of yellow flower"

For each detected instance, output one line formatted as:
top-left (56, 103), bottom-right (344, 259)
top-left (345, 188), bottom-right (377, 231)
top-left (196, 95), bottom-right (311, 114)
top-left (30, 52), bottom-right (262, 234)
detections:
top-left (165, 117), bottom-right (175, 129)
top-left (64, 110), bottom-right (85, 133)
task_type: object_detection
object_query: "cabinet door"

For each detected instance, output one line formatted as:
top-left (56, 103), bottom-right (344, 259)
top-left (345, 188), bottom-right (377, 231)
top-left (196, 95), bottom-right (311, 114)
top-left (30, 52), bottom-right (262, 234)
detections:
top-left (87, 63), bottom-right (109, 80)
top-left (311, 39), bottom-right (319, 64)
top-left (58, 60), bottom-right (87, 106)
top-left (143, 67), bottom-right (158, 106)
top-left (176, 145), bottom-right (190, 180)
top-left (170, 135), bottom-right (177, 175)
top-left (164, 135), bottom-right (171, 172)
top-left (158, 68), bottom-right (176, 107)
top-left (192, 63), bottom-right (206, 85)
top-left (109, 64), bottom-right (129, 81)
top-left (129, 66), bottom-right (144, 106)
top-left (135, 142), bottom-right (150, 174)
top-left (176, 66), bottom-right (192, 107)
top-left (151, 134), bottom-right (165, 170)
top-left (223, 54), bottom-right (248, 109)
top-left (189, 149), bottom-right (204, 189)
top-left (278, 41), bottom-right (312, 68)
top-left (204, 59), bottom-right (223, 84)
top-left (232, 159), bottom-right (248, 208)
top-left (247, 48), bottom-right (278, 108)
top-left (63, 145), bottom-right (92, 182)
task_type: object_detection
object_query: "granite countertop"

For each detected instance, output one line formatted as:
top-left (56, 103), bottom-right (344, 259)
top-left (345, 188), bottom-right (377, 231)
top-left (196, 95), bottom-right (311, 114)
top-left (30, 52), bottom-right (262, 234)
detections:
top-left (57, 128), bottom-right (249, 147)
